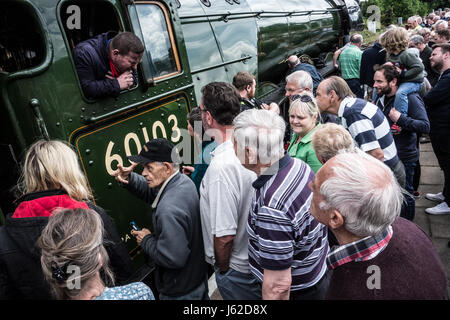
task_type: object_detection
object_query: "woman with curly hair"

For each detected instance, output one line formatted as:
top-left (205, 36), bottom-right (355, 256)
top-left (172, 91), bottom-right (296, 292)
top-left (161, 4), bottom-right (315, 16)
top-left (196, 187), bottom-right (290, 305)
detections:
top-left (379, 27), bottom-right (424, 134)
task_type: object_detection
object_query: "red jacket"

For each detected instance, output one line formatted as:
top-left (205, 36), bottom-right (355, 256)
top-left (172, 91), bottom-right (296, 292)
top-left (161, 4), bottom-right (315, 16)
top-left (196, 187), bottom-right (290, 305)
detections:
top-left (0, 189), bottom-right (133, 299)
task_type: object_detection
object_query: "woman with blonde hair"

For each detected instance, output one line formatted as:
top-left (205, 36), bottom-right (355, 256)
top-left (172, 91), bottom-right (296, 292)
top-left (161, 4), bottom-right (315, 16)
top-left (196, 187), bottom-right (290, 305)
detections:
top-left (286, 91), bottom-right (322, 173)
top-left (0, 139), bottom-right (132, 299)
top-left (39, 208), bottom-right (154, 300)
top-left (312, 122), bottom-right (356, 164)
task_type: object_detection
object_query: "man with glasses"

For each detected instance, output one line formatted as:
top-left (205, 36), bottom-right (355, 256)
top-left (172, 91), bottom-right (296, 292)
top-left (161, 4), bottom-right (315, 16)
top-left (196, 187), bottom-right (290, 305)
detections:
top-left (285, 70), bottom-right (313, 102)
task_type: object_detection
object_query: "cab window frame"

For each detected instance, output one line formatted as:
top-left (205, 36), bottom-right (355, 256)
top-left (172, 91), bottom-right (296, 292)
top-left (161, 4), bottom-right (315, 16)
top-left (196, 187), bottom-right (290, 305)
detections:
top-left (131, 1), bottom-right (182, 83)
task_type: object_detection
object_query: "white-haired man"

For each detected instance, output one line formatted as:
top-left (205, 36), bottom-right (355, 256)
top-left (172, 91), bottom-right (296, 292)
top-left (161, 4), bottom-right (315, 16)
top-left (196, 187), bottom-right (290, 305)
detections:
top-left (308, 150), bottom-right (447, 299)
top-left (233, 109), bottom-right (329, 300)
top-left (285, 70), bottom-right (314, 102)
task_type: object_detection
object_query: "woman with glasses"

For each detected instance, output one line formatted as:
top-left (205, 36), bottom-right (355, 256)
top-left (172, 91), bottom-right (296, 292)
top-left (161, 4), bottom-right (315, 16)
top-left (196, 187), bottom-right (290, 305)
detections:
top-left (286, 91), bottom-right (322, 173)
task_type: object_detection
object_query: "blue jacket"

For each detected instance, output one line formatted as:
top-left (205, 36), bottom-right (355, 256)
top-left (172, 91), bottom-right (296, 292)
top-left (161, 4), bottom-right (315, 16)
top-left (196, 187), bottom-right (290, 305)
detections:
top-left (423, 68), bottom-right (450, 134)
top-left (376, 93), bottom-right (430, 163)
top-left (292, 63), bottom-right (323, 94)
top-left (73, 32), bottom-right (138, 99)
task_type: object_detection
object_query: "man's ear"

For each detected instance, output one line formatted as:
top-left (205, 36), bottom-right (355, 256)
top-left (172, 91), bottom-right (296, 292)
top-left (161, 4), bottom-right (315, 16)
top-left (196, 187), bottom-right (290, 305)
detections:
top-left (111, 49), bottom-right (120, 56)
top-left (163, 162), bottom-right (173, 173)
top-left (246, 147), bottom-right (258, 165)
top-left (205, 110), bottom-right (214, 127)
top-left (329, 90), bottom-right (338, 104)
top-left (391, 77), bottom-right (398, 88)
top-left (328, 209), bottom-right (344, 230)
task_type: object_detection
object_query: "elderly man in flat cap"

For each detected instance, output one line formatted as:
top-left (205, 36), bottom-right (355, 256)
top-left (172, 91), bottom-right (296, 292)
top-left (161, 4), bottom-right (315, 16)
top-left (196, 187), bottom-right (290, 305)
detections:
top-left (111, 138), bottom-right (208, 300)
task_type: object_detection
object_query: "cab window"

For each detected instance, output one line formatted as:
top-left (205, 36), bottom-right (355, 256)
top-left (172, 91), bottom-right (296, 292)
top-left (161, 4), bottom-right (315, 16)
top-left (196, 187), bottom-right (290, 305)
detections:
top-left (60, 1), bottom-right (121, 48)
top-left (131, 1), bottom-right (181, 80)
top-left (0, 2), bottom-right (45, 73)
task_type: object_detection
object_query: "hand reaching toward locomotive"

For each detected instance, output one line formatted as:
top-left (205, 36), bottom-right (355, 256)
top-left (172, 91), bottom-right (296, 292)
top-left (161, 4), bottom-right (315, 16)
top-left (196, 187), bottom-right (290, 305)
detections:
top-left (111, 162), bottom-right (138, 184)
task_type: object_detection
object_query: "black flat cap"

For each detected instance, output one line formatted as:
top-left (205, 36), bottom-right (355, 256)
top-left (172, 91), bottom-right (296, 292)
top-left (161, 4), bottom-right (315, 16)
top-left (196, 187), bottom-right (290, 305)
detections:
top-left (128, 138), bottom-right (177, 164)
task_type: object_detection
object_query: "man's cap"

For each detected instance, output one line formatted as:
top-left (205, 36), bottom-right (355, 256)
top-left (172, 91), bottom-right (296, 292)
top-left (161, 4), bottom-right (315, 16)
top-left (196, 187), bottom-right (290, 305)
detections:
top-left (128, 138), bottom-right (178, 164)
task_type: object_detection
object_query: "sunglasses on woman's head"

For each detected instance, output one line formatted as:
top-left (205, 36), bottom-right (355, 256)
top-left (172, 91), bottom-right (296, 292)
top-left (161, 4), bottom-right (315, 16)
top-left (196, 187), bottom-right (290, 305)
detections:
top-left (291, 94), bottom-right (313, 102)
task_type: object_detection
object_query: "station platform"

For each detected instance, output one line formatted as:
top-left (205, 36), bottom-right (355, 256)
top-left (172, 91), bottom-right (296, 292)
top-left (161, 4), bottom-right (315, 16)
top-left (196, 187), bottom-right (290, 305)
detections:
top-left (415, 140), bottom-right (450, 296)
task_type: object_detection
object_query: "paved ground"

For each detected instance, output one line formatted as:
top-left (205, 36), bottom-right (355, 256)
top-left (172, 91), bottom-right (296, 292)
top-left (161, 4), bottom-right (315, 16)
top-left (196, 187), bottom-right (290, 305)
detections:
top-left (414, 140), bottom-right (450, 296)
top-left (210, 140), bottom-right (450, 300)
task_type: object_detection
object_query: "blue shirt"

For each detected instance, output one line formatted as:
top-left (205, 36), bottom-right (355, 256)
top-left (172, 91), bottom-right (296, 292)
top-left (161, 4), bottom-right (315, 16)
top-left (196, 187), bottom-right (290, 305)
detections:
top-left (95, 282), bottom-right (155, 300)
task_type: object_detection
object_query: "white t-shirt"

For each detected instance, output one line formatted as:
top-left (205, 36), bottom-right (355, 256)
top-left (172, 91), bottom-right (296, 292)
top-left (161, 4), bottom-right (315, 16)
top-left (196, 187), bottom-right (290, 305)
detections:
top-left (199, 139), bottom-right (256, 274)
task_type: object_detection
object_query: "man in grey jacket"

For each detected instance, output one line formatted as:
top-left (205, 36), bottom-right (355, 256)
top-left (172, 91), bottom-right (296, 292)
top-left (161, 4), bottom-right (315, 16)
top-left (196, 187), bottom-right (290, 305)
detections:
top-left (111, 138), bottom-right (208, 300)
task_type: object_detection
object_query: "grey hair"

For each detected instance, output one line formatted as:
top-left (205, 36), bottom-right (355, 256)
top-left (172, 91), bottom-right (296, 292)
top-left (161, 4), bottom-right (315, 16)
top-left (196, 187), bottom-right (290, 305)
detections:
top-left (434, 20), bottom-right (448, 30)
top-left (319, 150), bottom-right (403, 237)
top-left (286, 70), bottom-right (313, 91)
top-left (410, 35), bottom-right (424, 45)
top-left (154, 161), bottom-right (179, 173)
top-left (350, 34), bottom-right (363, 44)
top-left (232, 109), bottom-right (286, 164)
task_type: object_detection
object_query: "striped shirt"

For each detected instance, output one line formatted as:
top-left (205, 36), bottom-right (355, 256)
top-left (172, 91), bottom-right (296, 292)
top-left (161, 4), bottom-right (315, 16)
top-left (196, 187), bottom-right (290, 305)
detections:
top-left (338, 97), bottom-right (399, 169)
top-left (247, 154), bottom-right (329, 291)
top-left (326, 226), bottom-right (393, 270)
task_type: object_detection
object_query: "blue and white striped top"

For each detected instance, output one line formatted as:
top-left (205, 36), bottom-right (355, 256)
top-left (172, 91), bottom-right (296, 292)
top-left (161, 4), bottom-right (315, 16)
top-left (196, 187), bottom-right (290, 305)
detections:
top-left (247, 154), bottom-right (329, 291)
top-left (338, 97), bottom-right (399, 169)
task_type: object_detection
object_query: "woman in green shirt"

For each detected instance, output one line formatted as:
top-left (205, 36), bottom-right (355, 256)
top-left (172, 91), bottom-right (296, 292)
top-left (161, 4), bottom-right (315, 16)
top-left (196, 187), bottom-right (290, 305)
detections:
top-left (287, 92), bottom-right (322, 173)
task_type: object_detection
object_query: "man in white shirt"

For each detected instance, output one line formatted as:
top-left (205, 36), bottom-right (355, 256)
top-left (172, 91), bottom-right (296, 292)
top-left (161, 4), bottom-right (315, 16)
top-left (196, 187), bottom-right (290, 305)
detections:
top-left (199, 82), bottom-right (261, 300)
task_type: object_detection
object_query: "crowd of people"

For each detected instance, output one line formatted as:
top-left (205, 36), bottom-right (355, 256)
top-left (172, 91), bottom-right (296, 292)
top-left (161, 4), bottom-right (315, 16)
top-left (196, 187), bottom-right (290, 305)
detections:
top-left (0, 10), bottom-right (449, 300)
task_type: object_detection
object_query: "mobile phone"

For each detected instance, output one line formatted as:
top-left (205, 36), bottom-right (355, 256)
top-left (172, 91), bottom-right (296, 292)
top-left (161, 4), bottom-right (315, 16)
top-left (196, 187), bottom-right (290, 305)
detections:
top-left (130, 221), bottom-right (141, 231)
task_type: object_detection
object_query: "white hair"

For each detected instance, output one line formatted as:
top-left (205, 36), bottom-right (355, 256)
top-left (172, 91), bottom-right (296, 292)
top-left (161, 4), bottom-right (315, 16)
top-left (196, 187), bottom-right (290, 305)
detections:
top-left (232, 109), bottom-right (286, 165)
top-left (286, 70), bottom-right (313, 91)
top-left (434, 20), bottom-right (448, 30)
top-left (319, 150), bottom-right (403, 237)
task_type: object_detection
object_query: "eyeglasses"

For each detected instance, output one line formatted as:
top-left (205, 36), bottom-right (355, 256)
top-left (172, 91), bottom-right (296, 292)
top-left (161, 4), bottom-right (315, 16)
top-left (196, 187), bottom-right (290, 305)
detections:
top-left (291, 94), bottom-right (313, 103)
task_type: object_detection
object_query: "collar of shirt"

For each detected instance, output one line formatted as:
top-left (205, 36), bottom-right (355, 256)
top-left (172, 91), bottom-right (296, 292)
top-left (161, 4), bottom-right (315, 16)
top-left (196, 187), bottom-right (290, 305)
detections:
top-left (151, 171), bottom-right (178, 209)
top-left (294, 123), bottom-right (321, 145)
top-left (251, 153), bottom-right (292, 189)
top-left (326, 226), bottom-right (393, 270)
top-left (338, 97), bottom-right (356, 118)
top-left (210, 139), bottom-right (232, 159)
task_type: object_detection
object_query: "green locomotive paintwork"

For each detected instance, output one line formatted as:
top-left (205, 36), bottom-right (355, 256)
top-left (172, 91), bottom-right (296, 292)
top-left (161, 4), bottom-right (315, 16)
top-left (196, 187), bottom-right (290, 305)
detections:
top-left (0, 0), bottom-right (363, 278)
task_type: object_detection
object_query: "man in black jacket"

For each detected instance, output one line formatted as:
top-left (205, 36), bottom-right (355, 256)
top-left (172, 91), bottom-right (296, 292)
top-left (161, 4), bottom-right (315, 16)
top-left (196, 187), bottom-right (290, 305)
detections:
top-left (111, 138), bottom-right (209, 299)
top-left (373, 64), bottom-right (430, 221)
top-left (73, 31), bottom-right (144, 99)
top-left (423, 44), bottom-right (450, 215)
top-left (409, 35), bottom-right (440, 87)
top-left (360, 41), bottom-right (386, 98)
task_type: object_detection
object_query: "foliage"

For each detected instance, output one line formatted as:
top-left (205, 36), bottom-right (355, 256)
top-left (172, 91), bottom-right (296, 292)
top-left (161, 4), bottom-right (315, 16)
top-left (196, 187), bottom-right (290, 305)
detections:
top-left (360, 0), bottom-right (438, 26)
